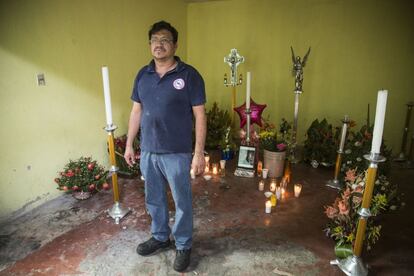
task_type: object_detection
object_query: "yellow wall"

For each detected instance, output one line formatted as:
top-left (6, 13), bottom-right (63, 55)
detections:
top-left (187, 0), bottom-right (414, 151)
top-left (0, 0), bottom-right (187, 219)
top-left (1, 0), bottom-right (414, 219)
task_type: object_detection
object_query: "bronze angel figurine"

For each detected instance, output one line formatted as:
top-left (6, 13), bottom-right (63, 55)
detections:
top-left (291, 47), bottom-right (311, 92)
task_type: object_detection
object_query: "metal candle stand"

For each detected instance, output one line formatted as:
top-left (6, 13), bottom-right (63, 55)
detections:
top-left (394, 102), bottom-right (413, 162)
top-left (326, 116), bottom-right (350, 189)
top-left (105, 124), bottom-right (131, 224)
top-left (245, 108), bottom-right (251, 144)
top-left (290, 89), bottom-right (302, 163)
top-left (331, 152), bottom-right (386, 276)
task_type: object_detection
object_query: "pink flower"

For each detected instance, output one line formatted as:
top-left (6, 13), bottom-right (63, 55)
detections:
top-left (325, 206), bottom-right (338, 219)
top-left (338, 200), bottom-right (350, 216)
top-left (342, 187), bottom-right (351, 200)
top-left (345, 169), bottom-right (357, 182)
top-left (276, 143), bottom-right (286, 151)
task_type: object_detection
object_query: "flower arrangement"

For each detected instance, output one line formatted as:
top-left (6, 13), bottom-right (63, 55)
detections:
top-left (55, 156), bottom-right (109, 193)
top-left (324, 169), bottom-right (401, 255)
top-left (258, 117), bottom-right (289, 152)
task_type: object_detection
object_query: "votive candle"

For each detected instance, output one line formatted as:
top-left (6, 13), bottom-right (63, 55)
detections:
top-left (294, 183), bottom-right (302, 198)
top-left (265, 200), bottom-right (272, 214)
top-left (270, 179), bottom-right (277, 192)
top-left (212, 164), bottom-right (218, 175)
top-left (258, 180), bottom-right (265, 191)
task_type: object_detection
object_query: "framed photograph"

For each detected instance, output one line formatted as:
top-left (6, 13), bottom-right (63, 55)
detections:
top-left (237, 146), bottom-right (256, 169)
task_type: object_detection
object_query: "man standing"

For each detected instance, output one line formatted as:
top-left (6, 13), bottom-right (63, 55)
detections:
top-left (124, 21), bottom-right (206, 272)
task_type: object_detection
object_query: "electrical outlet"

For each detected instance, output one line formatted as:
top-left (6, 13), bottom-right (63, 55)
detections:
top-left (37, 73), bottom-right (46, 86)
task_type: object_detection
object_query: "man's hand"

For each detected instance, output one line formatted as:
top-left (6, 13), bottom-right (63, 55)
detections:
top-left (191, 152), bottom-right (205, 176)
top-left (124, 146), bottom-right (136, 167)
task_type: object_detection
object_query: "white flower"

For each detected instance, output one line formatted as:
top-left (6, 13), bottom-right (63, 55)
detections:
top-left (356, 157), bottom-right (362, 162)
top-left (347, 161), bottom-right (352, 164)
top-left (345, 149), bottom-right (352, 154)
top-left (354, 141), bottom-right (362, 147)
top-left (358, 181), bottom-right (365, 186)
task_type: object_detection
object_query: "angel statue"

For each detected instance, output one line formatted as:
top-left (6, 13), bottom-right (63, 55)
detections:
top-left (291, 46), bottom-right (311, 92)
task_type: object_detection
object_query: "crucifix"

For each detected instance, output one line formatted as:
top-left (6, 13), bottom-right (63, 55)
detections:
top-left (224, 48), bottom-right (244, 123)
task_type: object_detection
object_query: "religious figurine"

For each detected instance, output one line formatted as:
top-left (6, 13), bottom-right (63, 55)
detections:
top-left (290, 46), bottom-right (311, 92)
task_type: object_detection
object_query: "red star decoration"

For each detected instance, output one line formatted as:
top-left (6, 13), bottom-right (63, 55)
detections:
top-left (234, 98), bottom-right (267, 128)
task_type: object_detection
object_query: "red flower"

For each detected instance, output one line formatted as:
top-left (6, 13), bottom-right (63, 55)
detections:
top-left (87, 163), bottom-right (95, 171)
top-left (276, 143), bottom-right (286, 151)
top-left (66, 170), bottom-right (75, 177)
top-left (95, 174), bottom-right (100, 180)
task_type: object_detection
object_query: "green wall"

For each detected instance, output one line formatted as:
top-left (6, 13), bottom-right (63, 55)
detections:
top-left (187, 0), bottom-right (414, 151)
top-left (0, 0), bottom-right (187, 219)
top-left (1, 0), bottom-right (413, 219)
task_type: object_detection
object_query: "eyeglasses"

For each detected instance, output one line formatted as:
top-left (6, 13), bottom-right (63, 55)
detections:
top-left (149, 38), bottom-right (173, 45)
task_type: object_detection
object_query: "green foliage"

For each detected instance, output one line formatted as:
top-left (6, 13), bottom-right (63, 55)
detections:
top-left (304, 119), bottom-right (339, 164)
top-left (114, 134), bottom-right (140, 176)
top-left (206, 102), bottom-right (234, 150)
top-left (54, 157), bottom-right (108, 193)
top-left (341, 124), bottom-right (392, 177)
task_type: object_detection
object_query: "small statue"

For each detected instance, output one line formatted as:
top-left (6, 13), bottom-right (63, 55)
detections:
top-left (291, 46), bottom-right (311, 92)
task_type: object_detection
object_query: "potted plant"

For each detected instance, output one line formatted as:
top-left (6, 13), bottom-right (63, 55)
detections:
top-left (54, 156), bottom-right (109, 200)
top-left (304, 118), bottom-right (339, 168)
top-left (205, 102), bottom-right (232, 149)
top-left (259, 118), bottom-right (288, 177)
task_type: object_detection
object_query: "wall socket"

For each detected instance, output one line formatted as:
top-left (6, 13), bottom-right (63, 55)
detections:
top-left (37, 73), bottom-right (46, 86)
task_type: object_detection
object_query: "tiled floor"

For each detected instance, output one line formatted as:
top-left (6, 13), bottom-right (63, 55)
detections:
top-left (0, 158), bottom-right (413, 276)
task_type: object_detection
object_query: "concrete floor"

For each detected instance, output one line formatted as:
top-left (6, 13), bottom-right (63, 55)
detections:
top-left (0, 158), bottom-right (413, 276)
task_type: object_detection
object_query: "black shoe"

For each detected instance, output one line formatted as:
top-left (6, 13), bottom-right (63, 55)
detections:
top-left (173, 248), bottom-right (191, 272)
top-left (136, 237), bottom-right (171, 256)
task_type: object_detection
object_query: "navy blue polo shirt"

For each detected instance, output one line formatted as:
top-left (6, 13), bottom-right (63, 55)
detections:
top-left (131, 56), bottom-right (206, 153)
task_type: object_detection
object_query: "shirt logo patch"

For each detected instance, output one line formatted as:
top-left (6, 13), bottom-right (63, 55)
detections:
top-left (173, 78), bottom-right (185, 90)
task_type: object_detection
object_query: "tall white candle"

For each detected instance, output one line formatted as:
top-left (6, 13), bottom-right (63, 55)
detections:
top-left (371, 90), bottom-right (388, 154)
top-left (246, 72), bottom-right (251, 109)
top-left (102, 66), bottom-right (113, 126)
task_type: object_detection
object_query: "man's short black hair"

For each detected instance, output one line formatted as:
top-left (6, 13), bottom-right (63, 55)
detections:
top-left (148, 21), bottom-right (178, 43)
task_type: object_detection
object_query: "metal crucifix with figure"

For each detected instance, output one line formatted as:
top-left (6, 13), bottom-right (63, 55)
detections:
top-left (224, 48), bottom-right (244, 123)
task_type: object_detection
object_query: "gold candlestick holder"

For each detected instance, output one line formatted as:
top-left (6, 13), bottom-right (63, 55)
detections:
top-left (326, 116), bottom-right (350, 189)
top-left (105, 124), bottom-right (131, 224)
top-left (331, 152), bottom-right (386, 275)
